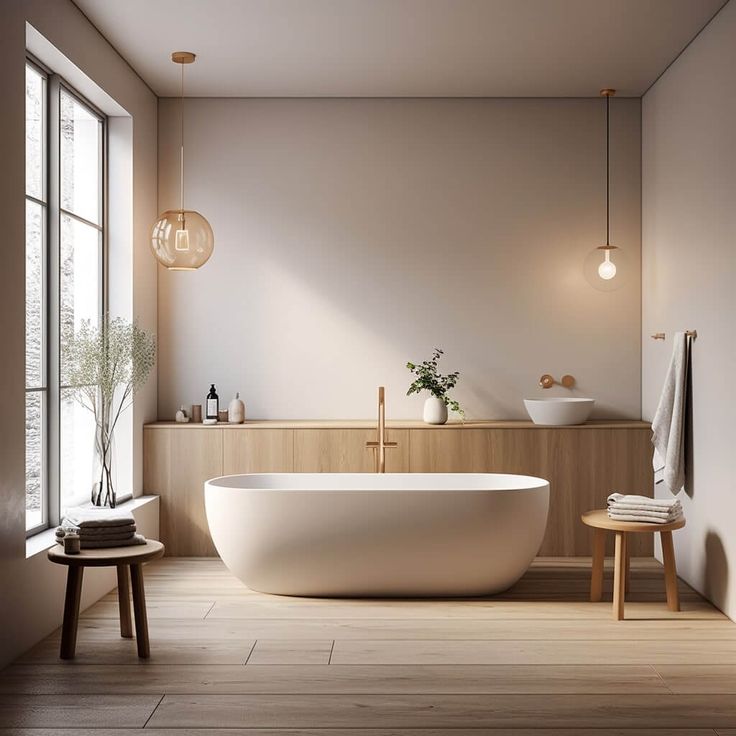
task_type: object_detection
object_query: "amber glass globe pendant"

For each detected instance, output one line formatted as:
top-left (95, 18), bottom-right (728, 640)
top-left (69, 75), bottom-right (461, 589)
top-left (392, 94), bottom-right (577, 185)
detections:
top-left (151, 52), bottom-right (214, 270)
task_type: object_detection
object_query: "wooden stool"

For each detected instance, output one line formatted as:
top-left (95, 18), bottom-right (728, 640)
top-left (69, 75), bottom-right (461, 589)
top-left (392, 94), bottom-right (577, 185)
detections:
top-left (48, 540), bottom-right (164, 659)
top-left (581, 509), bottom-right (685, 621)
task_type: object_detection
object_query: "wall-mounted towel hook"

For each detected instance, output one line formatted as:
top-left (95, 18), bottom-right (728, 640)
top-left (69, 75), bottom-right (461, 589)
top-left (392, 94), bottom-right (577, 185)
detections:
top-left (650, 330), bottom-right (697, 340)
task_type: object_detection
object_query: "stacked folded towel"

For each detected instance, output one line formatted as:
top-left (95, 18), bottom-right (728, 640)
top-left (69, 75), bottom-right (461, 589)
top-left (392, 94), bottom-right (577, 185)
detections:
top-left (60, 507), bottom-right (146, 549)
top-left (607, 493), bottom-right (683, 524)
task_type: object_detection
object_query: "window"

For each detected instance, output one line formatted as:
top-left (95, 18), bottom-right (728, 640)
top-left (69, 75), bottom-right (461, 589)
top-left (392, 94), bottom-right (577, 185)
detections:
top-left (25, 63), bottom-right (47, 533)
top-left (25, 59), bottom-right (106, 534)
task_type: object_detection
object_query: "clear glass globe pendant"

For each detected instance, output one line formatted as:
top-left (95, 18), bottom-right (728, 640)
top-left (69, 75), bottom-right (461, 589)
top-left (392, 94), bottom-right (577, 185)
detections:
top-left (151, 52), bottom-right (214, 271)
top-left (151, 209), bottom-right (214, 270)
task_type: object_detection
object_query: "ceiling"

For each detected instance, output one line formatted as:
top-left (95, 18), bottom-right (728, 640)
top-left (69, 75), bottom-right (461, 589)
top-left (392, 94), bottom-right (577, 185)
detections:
top-left (73, 0), bottom-right (727, 97)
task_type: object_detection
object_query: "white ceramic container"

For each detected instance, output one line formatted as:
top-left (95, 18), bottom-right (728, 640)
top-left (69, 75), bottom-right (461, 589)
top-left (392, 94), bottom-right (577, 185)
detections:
top-left (423, 396), bottom-right (449, 424)
top-left (228, 392), bottom-right (245, 423)
top-left (523, 397), bottom-right (595, 426)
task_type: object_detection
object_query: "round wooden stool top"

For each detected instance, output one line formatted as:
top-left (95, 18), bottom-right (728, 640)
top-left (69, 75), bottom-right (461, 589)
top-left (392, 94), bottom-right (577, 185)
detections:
top-left (48, 539), bottom-right (164, 567)
top-left (581, 509), bottom-right (685, 534)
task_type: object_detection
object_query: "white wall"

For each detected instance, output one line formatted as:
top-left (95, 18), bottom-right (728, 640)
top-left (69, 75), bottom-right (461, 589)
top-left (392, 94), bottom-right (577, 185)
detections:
top-left (0, 0), bottom-right (158, 668)
top-left (158, 97), bottom-right (642, 421)
top-left (642, 0), bottom-right (736, 619)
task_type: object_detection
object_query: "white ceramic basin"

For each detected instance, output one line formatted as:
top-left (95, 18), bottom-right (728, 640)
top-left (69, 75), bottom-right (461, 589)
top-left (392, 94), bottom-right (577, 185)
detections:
top-left (523, 397), bottom-right (595, 426)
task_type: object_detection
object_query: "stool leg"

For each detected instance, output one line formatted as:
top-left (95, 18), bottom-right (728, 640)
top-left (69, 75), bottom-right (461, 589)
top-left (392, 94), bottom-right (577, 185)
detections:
top-left (661, 530), bottom-right (680, 612)
top-left (60, 566), bottom-right (84, 659)
top-left (590, 528), bottom-right (606, 602)
top-left (625, 541), bottom-right (631, 594)
top-left (130, 563), bottom-right (150, 658)
top-left (613, 532), bottom-right (627, 621)
top-left (117, 565), bottom-right (133, 638)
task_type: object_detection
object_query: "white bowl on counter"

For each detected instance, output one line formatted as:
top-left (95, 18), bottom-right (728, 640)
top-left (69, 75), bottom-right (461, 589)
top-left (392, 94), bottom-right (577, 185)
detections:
top-left (523, 397), bottom-right (595, 426)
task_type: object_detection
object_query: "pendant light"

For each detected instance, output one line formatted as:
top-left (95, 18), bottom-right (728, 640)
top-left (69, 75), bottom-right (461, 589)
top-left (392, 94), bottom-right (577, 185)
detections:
top-left (584, 88), bottom-right (623, 291)
top-left (597, 88), bottom-right (617, 279)
top-left (150, 52), bottom-right (214, 270)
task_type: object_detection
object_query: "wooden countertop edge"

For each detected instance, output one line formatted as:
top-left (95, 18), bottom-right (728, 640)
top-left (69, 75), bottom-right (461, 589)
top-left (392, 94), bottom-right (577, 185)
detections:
top-left (145, 419), bottom-right (651, 430)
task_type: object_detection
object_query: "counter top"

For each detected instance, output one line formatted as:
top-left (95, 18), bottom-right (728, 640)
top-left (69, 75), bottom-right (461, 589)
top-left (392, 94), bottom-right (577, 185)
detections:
top-left (146, 419), bottom-right (651, 430)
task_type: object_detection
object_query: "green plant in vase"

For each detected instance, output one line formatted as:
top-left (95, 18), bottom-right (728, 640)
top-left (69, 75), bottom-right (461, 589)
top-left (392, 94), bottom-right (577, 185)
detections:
top-left (63, 315), bottom-right (156, 507)
top-left (407, 348), bottom-right (464, 425)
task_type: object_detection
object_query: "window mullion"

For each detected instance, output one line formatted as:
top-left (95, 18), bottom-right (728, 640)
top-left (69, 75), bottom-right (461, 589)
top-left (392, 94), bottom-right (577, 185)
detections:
top-left (47, 74), bottom-right (61, 529)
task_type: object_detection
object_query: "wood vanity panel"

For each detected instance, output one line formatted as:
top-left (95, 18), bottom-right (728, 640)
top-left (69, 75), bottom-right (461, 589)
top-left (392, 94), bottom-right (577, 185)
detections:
top-left (223, 429), bottom-right (295, 474)
top-left (293, 429), bottom-right (410, 473)
top-left (144, 427), bottom-right (223, 556)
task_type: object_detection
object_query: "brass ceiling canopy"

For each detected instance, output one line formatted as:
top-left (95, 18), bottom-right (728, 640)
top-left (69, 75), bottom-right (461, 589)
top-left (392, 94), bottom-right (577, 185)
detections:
top-left (171, 51), bottom-right (196, 64)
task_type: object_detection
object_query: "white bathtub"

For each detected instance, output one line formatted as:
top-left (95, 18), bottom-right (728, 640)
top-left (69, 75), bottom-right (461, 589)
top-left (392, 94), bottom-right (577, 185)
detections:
top-left (204, 473), bottom-right (549, 597)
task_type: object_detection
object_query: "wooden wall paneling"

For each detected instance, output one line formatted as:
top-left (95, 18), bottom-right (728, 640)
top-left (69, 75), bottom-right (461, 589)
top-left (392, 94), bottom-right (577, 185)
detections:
top-left (223, 429), bottom-right (295, 474)
top-left (294, 429), bottom-right (410, 473)
top-left (408, 429), bottom-right (491, 472)
top-left (150, 428), bottom-right (224, 557)
top-left (143, 426), bottom-right (170, 500)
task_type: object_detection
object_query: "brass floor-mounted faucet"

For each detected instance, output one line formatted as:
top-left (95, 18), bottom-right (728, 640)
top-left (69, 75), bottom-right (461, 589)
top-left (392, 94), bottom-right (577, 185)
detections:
top-left (366, 386), bottom-right (398, 473)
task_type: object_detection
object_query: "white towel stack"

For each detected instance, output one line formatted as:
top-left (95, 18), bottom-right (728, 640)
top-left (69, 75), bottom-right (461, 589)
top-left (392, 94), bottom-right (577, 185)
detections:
top-left (61, 507), bottom-right (146, 549)
top-left (607, 493), bottom-right (683, 524)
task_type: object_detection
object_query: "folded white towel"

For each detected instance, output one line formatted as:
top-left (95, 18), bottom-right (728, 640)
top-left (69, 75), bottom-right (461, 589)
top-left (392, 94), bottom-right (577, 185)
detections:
top-left (607, 493), bottom-right (681, 511)
top-left (80, 533), bottom-right (146, 549)
top-left (608, 509), bottom-right (684, 525)
top-left (78, 530), bottom-right (136, 542)
top-left (63, 506), bottom-right (135, 528)
top-left (651, 331), bottom-right (690, 495)
top-left (610, 507), bottom-right (680, 521)
top-left (76, 523), bottom-right (136, 537)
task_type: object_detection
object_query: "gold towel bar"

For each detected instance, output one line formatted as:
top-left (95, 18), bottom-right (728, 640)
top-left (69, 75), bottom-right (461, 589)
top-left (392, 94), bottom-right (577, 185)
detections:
top-left (651, 330), bottom-right (697, 340)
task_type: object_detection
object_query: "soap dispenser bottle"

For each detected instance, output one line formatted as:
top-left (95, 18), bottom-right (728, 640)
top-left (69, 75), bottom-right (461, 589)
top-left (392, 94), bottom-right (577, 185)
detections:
top-left (205, 384), bottom-right (219, 423)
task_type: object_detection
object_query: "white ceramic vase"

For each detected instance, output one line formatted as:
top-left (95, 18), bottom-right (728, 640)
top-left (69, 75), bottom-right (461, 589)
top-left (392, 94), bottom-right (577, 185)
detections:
top-left (423, 396), bottom-right (448, 425)
top-left (228, 392), bottom-right (246, 424)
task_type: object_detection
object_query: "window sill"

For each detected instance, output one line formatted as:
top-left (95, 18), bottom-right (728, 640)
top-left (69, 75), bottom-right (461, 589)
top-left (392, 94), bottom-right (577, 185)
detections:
top-left (25, 495), bottom-right (159, 560)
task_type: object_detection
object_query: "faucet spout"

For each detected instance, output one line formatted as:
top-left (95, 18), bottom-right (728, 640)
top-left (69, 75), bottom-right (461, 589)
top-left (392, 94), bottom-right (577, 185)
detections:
top-left (366, 386), bottom-right (398, 473)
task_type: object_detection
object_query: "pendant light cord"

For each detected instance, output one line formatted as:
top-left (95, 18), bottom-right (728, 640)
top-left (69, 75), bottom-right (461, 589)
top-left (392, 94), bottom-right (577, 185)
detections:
top-left (606, 92), bottom-right (610, 246)
top-left (180, 61), bottom-right (185, 213)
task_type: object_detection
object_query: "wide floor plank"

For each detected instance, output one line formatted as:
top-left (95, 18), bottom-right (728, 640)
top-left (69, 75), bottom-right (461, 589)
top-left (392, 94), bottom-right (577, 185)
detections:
top-left (0, 663), bottom-right (668, 695)
top-left (247, 640), bottom-right (334, 664)
top-left (147, 693), bottom-right (736, 729)
top-left (330, 638), bottom-right (736, 665)
top-left (657, 664), bottom-right (736, 693)
top-left (67, 615), bottom-right (736, 641)
top-left (0, 694), bottom-right (161, 728)
top-left (17, 638), bottom-right (254, 665)
top-left (206, 598), bottom-right (723, 620)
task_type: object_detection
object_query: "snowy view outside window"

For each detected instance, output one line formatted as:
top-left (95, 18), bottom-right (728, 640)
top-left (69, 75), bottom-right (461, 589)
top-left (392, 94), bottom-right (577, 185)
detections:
top-left (25, 62), bottom-right (104, 532)
top-left (25, 64), bottom-right (46, 532)
top-left (59, 88), bottom-right (103, 514)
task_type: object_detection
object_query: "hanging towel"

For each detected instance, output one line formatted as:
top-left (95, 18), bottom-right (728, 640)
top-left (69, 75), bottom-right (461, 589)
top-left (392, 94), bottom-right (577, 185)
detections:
top-left (651, 331), bottom-right (690, 496)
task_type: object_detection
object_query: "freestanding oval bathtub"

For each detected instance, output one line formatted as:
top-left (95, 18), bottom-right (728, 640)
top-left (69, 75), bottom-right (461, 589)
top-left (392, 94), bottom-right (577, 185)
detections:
top-left (204, 473), bottom-right (549, 597)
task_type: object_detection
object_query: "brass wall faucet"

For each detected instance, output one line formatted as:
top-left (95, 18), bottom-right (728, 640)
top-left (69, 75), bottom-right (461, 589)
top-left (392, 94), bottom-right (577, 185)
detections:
top-left (366, 386), bottom-right (398, 473)
top-left (539, 374), bottom-right (576, 389)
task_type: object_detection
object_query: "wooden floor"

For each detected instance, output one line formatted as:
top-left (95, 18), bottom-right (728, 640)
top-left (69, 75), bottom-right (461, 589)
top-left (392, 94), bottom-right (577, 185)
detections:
top-left (1, 556), bottom-right (736, 734)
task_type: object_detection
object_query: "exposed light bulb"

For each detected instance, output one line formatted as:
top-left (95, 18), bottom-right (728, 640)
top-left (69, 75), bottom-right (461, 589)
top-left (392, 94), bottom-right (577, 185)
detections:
top-left (175, 229), bottom-right (190, 252)
top-left (598, 250), bottom-right (617, 280)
